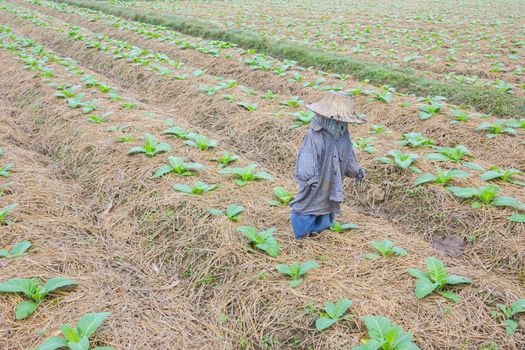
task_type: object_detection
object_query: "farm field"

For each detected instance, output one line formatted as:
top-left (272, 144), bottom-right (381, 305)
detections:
top-left (0, 0), bottom-right (523, 349)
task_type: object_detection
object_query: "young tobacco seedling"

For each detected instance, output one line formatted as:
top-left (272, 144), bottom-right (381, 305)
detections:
top-left (408, 257), bottom-right (471, 302)
top-left (154, 156), bottom-right (206, 178)
top-left (0, 240), bottom-right (31, 259)
top-left (368, 124), bottom-right (388, 135)
top-left (211, 151), bottom-right (240, 168)
top-left (476, 120), bottom-right (516, 138)
top-left (289, 111), bottom-right (314, 129)
top-left (0, 277), bottom-right (77, 319)
top-left (447, 185), bottom-right (524, 209)
top-left (376, 150), bottom-right (420, 173)
top-left (491, 299), bottom-right (525, 335)
top-left (237, 101), bottom-right (257, 111)
top-left (184, 133), bottom-right (218, 151)
top-left (280, 96), bottom-right (304, 108)
top-left (261, 90), bottom-right (276, 100)
top-left (86, 112), bottom-right (111, 124)
top-left (353, 316), bottom-right (420, 350)
top-left (363, 240), bottom-right (407, 260)
top-left (370, 91), bottom-right (393, 104)
top-left (208, 204), bottom-right (245, 222)
top-left (276, 260), bottom-right (319, 287)
top-left (316, 299), bottom-right (352, 331)
top-left (353, 137), bottom-right (376, 154)
top-left (219, 164), bottom-right (273, 186)
top-left (269, 187), bottom-right (293, 206)
top-left (426, 145), bottom-right (472, 163)
top-left (449, 109), bottom-right (473, 125)
top-left (330, 221), bottom-right (358, 232)
top-left (0, 163), bottom-right (13, 177)
top-left (506, 118), bottom-right (525, 130)
top-left (481, 167), bottom-right (524, 186)
top-left (237, 226), bottom-right (280, 257)
top-left (418, 103), bottom-right (442, 120)
top-left (36, 312), bottom-right (113, 350)
top-left (508, 213), bottom-right (525, 223)
top-left (173, 181), bottom-right (217, 195)
top-left (163, 125), bottom-right (191, 140)
top-left (414, 167), bottom-right (470, 186)
top-left (0, 204), bottom-right (17, 225)
top-left (396, 133), bottom-right (435, 148)
top-left (127, 134), bottom-right (171, 157)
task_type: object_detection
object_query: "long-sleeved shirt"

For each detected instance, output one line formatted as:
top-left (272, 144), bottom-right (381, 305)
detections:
top-left (290, 119), bottom-right (361, 215)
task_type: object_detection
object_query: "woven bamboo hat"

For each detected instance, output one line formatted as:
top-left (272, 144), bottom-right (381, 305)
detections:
top-left (306, 91), bottom-right (366, 124)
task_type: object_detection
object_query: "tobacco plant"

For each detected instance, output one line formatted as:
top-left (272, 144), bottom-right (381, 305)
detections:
top-left (418, 103), bottom-right (442, 120)
top-left (408, 257), bottom-right (471, 302)
top-left (0, 163), bottom-right (13, 177)
top-left (363, 240), bottom-right (407, 260)
top-left (414, 167), bottom-right (470, 186)
top-left (163, 125), bottom-right (191, 140)
top-left (491, 299), bottom-right (525, 335)
top-left (219, 164), bottom-right (273, 186)
top-left (237, 101), bottom-right (257, 111)
top-left (426, 145), bottom-right (472, 163)
top-left (208, 204), bottom-right (245, 222)
top-left (290, 111), bottom-right (314, 128)
top-left (210, 151), bottom-right (239, 168)
top-left (0, 277), bottom-right (77, 319)
top-left (481, 167), bottom-right (524, 186)
top-left (448, 185), bottom-right (524, 209)
top-left (353, 137), bottom-right (376, 154)
top-left (184, 133), bottom-right (218, 151)
top-left (330, 221), bottom-right (358, 232)
top-left (368, 124), bottom-right (388, 135)
top-left (396, 133), bottom-right (434, 148)
top-left (154, 157), bottom-right (205, 178)
top-left (316, 299), bottom-right (352, 331)
top-left (0, 240), bottom-right (31, 259)
top-left (276, 260), bottom-right (319, 287)
top-left (476, 120), bottom-right (516, 138)
top-left (173, 181), bottom-right (217, 195)
top-left (376, 150), bottom-right (420, 173)
top-left (128, 134), bottom-right (171, 157)
top-left (449, 109), bottom-right (473, 125)
top-left (353, 316), bottom-right (420, 350)
top-left (36, 312), bottom-right (112, 350)
top-left (280, 96), bottom-right (304, 108)
top-left (506, 118), bottom-right (525, 130)
top-left (269, 186), bottom-right (293, 206)
top-left (237, 226), bottom-right (280, 257)
top-left (0, 204), bottom-right (17, 225)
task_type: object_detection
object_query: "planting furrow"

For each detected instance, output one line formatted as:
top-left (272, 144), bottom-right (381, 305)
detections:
top-left (1, 24), bottom-right (525, 349)
top-left (1, 4), bottom-right (524, 277)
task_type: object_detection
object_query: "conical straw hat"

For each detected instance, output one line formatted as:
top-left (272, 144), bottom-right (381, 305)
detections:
top-left (306, 91), bottom-right (366, 124)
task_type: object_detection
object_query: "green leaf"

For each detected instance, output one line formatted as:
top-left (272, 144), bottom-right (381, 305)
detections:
top-left (0, 250), bottom-right (9, 258)
top-left (362, 315), bottom-right (392, 341)
top-left (173, 184), bottom-right (193, 194)
top-left (426, 257), bottom-right (447, 283)
top-left (492, 196), bottom-right (523, 209)
top-left (276, 264), bottom-right (292, 276)
top-left (43, 277), bottom-right (77, 294)
top-left (407, 269), bottom-right (427, 280)
top-left (77, 312), bottom-right (111, 337)
top-left (510, 299), bottom-right (525, 316)
top-left (447, 186), bottom-right (478, 198)
top-left (299, 260), bottom-right (319, 275)
top-left (503, 319), bottom-right (518, 335)
top-left (10, 241), bottom-right (31, 257)
top-left (414, 173), bottom-right (437, 186)
top-left (36, 336), bottom-right (68, 350)
top-left (363, 253), bottom-right (380, 260)
top-left (437, 290), bottom-right (461, 303)
top-left (15, 300), bottom-right (39, 319)
top-left (414, 276), bottom-right (439, 299)
top-left (289, 279), bottom-right (304, 288)
top-left (443, 274), bottom-right (471, 285)
top-left (208, 208), bottom-right (225, 217)
top-left (315, 316), bottom-right (337, 331)
top-left (67, 336), bottom-right (89, 350)
top-left (425, 153), bottom-right (451, 162)
top-left (61, 324), bottom-right (80, 342)
top-left (0, 278), bottom-right (37, 297)
top-left (463, 162), bottom-right (484, 171)
top-left (481, 170), bottom-right (502, 181)
top-left (325, 299), bottom-right (352, 319)
top-left (508, 213), bottom-right (525, 223)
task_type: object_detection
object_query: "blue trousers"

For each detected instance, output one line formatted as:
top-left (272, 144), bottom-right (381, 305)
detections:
top-left (290, 212), bottom-right (335, 239)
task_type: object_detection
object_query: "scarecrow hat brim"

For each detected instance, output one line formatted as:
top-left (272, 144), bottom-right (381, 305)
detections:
top-left (306, 91), bottom-right (366, 124)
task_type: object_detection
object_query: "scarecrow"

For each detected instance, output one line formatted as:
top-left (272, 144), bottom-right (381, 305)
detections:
top-left (290, 91), bottom-right (366, 239)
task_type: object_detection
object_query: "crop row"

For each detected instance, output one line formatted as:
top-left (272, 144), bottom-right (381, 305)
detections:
top-left (2, 24), bottom-right (524, 349)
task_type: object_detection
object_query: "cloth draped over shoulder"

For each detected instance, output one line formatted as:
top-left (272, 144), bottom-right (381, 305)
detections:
top-left (290, 115), bottom-right (361, 216)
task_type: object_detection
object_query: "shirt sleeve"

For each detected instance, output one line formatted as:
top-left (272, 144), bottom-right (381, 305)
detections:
top-left (343, 134), bottom-right (361, 178)
top-left (294, 130), bottom-right (321, 185)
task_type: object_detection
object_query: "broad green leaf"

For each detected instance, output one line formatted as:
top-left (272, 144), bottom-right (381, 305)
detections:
top-left (362, 315), bottom-right (392, 341)
top-left (43, 277), bottom-right (77, 294)
top-left (426, 257), bottom-right (447, 283)
top-left (315, 316), bottom-right (337, 331)
top-left (61, 324), bottom-right (80, 342)
top-left (508, 214), bottom-right (525, 223)
top-left (414, 276), bottom-right (439, 299)
top-left (437, 290), bottom-right (461, 303)
top-left (443, 274), bottom-right (471, 285)
top-left (492, 196), bottom-right (523, 209)
top-left (276, 264), bottom-right (292, 276)
top-left (77, 312), bottom-right (111, 337)
top-left (414, 173), bottom-right (437, 186)
top-left (0, 250), bottom-right (9, 258)
top-left (36, 337), bottom-right (68, 350)
top-left (463, 162), bottom-right (484, 171)
top-left (503, 319), bottom-right (518, 335)
top-left (447, 187), bottom-right (478, 198)
top-left (208, 208), bottom-right (225, 217)
top-left (352, 339), bottom-right (384, 350)
top-left (363, 253), bottom-right (380, 260)
top-left (511, 299), bottom-right (525, 316)
top-left (289, 279), bottom-right (304, 287)
top-left (0, 278), bottom-right (37, 297)
top-left (10, 241), bottom-right (31, 257)
top-left (407, 269), bottom-right (427, 280)
top-left (68, 336), bottom-right (89, 350)
top-left (299, 260), bottom-right (319, 275)
top-left (15, 300), bottom-right (39, 319)
top-left (325, 299), bottom-right (352, 319)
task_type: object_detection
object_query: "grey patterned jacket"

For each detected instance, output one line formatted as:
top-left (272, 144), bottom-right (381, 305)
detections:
top-left (290, 119), bottom-right (361, 215)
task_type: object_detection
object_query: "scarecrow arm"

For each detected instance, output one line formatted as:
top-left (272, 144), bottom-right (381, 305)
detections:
top-left (294, 132), bottom-right (320, 185)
